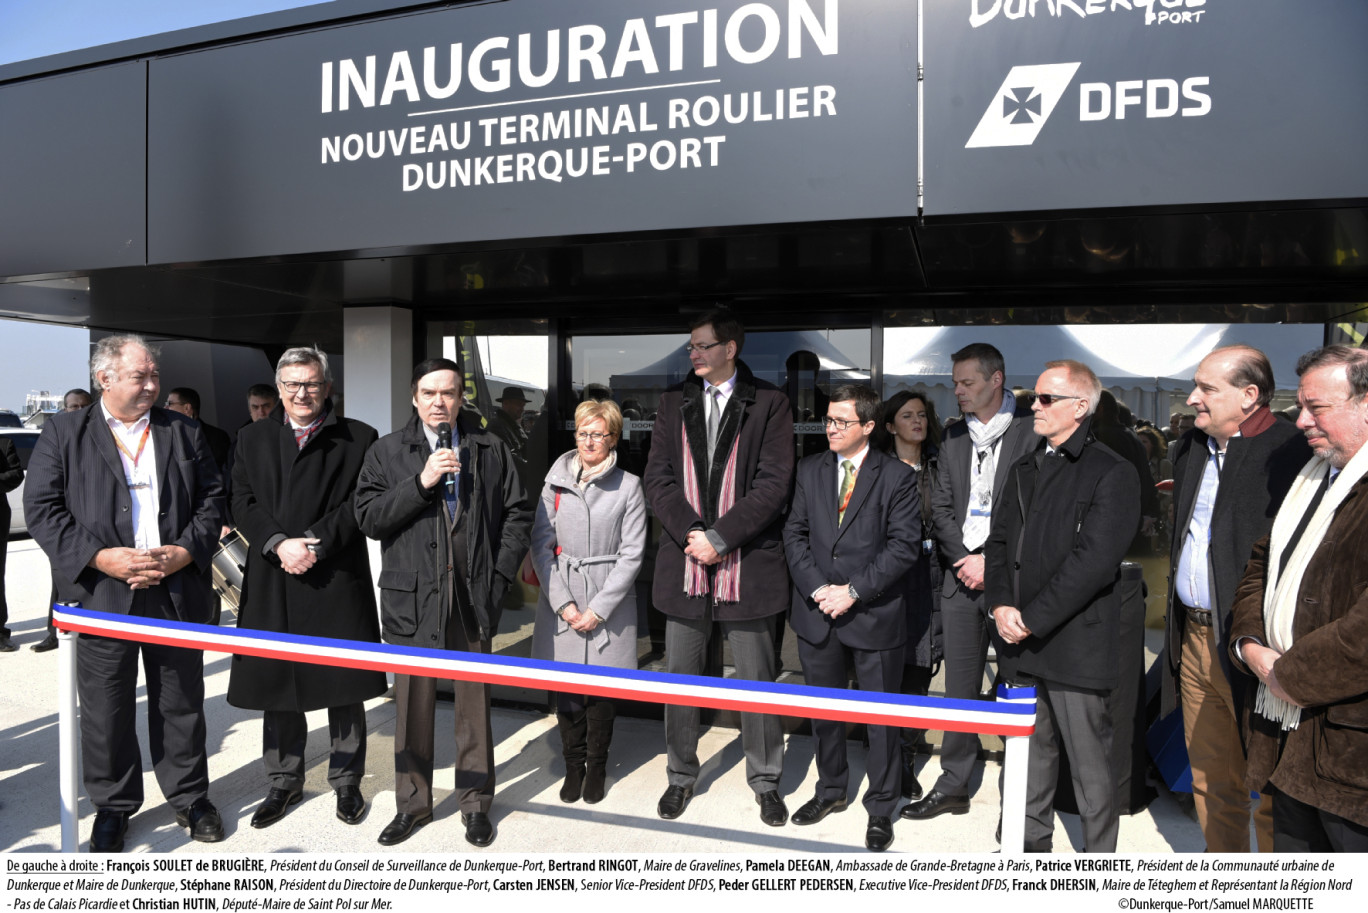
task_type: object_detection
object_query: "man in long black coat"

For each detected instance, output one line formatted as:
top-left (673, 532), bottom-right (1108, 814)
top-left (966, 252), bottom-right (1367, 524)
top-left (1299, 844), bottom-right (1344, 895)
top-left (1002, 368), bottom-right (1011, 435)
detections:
top-left (985, 359), bottom-right (1140, 853)
top-left (643, 309), bottom-right (795, 826)
top-left (228, 347), bottom-right (386, 830)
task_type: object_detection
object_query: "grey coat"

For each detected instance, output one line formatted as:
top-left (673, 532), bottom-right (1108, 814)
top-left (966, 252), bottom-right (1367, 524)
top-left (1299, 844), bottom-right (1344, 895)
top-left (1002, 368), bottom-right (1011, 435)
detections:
top-left (530, 451), bottom-right (646, 668)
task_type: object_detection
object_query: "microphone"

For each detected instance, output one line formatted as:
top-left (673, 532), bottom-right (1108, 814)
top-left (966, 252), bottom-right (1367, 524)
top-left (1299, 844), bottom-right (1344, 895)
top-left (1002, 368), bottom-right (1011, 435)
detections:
top-left (436, 422), bottom-right (455, 494)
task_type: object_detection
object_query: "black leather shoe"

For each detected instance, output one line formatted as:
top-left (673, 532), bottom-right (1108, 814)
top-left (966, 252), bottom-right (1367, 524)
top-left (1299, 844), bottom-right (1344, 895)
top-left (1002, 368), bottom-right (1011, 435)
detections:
top-left (899, 789), bottom-right (970, 821)
top-left (31, 634), bottom-right (59, 653)
top-left (462, 811), bottom-right (494, 847)
top-left (656, 785), bottom-right (694, 820)
top-left (250, 787), bottom-right (303, 829)
top-left (89, 809), bottom-right (129, 852)
top-left (790, 795), bottom-right (848, 826)
top-left (865, 815), bottom-right (895, 852)
top-left (755, 790), bottom-right (788, 827)
top-left (175, 798), bottom-right (225, 843)
top-left (335, 786), bottom-right (365, 825)
top-left (901, 758), bottom-right (923, 800)
top-left (0, 636), bottom-right (16, 653)
top-left (377, 812), bottom-right (431, 847)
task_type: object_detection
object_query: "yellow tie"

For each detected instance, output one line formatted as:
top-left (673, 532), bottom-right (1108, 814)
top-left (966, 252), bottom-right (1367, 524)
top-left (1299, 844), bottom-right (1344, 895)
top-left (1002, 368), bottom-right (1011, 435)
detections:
top-left (838, 459), bottom-right (856, 526)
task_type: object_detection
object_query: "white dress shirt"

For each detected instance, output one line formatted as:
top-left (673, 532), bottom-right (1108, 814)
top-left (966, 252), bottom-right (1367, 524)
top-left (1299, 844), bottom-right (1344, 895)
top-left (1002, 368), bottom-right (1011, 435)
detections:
top-left (102, 400), bottom-right (160, 549)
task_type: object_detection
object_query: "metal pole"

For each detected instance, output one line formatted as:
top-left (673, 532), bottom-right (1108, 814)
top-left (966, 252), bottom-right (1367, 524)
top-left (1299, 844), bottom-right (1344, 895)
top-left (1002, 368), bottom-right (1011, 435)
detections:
top-left (997, 683), bottom-right (1036, 856)
top-left (57, 604), bottom-right (80, 853)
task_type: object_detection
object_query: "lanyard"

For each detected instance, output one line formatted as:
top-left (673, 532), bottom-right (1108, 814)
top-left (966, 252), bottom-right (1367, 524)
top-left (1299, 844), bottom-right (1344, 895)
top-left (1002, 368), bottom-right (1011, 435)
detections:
top-left (112, 424), bottom-right (151, 469)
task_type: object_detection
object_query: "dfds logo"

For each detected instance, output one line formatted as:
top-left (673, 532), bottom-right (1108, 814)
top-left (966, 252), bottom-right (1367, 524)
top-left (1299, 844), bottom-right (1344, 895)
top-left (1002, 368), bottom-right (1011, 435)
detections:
top-left (966, 64), bottom-right (1211, 148)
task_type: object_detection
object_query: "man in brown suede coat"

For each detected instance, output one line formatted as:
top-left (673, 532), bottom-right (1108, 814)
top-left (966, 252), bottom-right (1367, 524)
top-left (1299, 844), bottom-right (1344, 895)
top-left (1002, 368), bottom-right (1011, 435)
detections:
top-left (1229, 345), bottom-right (1368, 852)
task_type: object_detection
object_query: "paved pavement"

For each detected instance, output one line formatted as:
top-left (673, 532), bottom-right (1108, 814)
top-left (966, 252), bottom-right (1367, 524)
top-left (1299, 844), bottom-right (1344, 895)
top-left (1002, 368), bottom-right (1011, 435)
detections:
top-left (0, 536), bottom-right (1206, 855)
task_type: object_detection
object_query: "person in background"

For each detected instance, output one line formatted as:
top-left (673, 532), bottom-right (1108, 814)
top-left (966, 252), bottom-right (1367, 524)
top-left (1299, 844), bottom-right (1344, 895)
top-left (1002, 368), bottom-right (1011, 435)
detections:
top-left (489, 386), bottom-right (530, 458)
top-left (877, 390), bottom-right (943, 801)
top-left (245, 383), bottom-right (278, 425)
top-left (0, 434), bottom-right (22, 652)
top-left (530, 399), bottom-right (646, 805)
top-left (165, 387), bottom-right (232, 472)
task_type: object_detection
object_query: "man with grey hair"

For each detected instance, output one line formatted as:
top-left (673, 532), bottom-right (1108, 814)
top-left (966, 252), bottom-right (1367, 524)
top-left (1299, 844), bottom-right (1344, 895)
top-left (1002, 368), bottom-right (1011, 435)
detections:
top-left (904, 342), bottom-right (1036, 821)
top-left (227, 347), bottom-right (387, 831)
top-left (25, 334), bottom-right (226, 851)
top-left (1228, 345), bottom-right (1368, 851)
top-left (984, 358), bottom-right (1140, 852)
top-left (1162, 344), bottom-right (1309, 852)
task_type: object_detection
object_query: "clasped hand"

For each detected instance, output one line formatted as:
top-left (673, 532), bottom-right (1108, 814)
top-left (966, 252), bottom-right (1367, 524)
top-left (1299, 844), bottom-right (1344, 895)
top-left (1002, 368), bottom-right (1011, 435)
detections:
top-left (275, 537), bottom-right (321, 575)
top-left (560, 602), bottom-right (600, 633)
top-left (95, 545), bottom-right (192, 590)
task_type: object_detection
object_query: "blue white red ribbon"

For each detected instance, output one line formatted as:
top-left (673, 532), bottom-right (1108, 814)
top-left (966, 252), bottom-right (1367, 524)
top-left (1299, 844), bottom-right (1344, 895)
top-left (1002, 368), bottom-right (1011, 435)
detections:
top-left (54, 606), bottom-right (1034, 736)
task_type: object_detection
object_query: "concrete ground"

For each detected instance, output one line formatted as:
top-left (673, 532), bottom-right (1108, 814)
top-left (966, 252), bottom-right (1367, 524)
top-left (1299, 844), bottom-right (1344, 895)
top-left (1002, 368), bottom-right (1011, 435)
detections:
top-left (1, 536), bottom-right (1205, 855)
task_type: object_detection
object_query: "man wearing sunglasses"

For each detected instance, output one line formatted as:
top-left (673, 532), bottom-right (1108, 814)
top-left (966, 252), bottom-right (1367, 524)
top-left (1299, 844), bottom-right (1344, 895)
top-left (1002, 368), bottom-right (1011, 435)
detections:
top-left (985, 359), bottom-right (1141, 852)
top-left (644, 309), bottom-right (795, 826)
top-left (904, 343), bottom-right (1037, 822)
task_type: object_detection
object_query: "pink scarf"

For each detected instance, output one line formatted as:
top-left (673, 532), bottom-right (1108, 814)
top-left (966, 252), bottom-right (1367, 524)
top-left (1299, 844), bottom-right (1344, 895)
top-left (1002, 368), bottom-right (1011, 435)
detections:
top-left (680, 420), bottom-right (741, 602)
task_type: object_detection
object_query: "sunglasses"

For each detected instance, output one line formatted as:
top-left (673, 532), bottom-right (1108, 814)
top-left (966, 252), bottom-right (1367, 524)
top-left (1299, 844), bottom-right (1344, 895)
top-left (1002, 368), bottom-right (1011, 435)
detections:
top-left (1035, 393), bottom-right (1081, 407)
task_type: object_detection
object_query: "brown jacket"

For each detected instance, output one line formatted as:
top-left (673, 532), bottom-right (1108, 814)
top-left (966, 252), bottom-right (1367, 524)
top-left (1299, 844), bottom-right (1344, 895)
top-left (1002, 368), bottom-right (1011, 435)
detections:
top-left (1229, 471), bottom-right (1368, 827)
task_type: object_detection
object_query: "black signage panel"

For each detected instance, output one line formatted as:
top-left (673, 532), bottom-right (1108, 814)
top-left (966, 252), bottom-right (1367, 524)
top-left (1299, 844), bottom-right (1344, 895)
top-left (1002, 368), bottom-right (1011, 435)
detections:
top-left (147, 0), bottom-right (917, 264)
top-left (0, 63), bottom-right (147, 277)
top-left (924, 0), bottom-right (1368, 215)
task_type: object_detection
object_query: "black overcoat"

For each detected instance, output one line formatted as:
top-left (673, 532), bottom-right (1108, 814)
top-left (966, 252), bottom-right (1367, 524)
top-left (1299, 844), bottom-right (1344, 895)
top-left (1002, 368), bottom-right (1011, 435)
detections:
top-left (227, 402), bottom-right (387, 712)
top-left (643, 361), bottom-right (795, 621)
top-left (984, 420), bottom-right (1141, 691)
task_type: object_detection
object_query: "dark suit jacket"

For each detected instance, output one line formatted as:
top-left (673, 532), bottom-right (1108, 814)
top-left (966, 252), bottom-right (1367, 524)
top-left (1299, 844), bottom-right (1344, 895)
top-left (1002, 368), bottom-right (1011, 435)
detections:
top-left (984, 420), bottom-right (1140, 691)
top-left (0, 436), bottom-right (21, 532)
top-left (644, 360), bottom-right (795, 621)
top-left (783, 447), bottom-right (921, 651)
top-left (1160, 408), bottom-right (1310, 717)
top-left (199, 421), bottom-right (232, 471)
top-left (23, 404), bottom-right (225, 620)
top-left (930, 403), bottom-right (1038, 595)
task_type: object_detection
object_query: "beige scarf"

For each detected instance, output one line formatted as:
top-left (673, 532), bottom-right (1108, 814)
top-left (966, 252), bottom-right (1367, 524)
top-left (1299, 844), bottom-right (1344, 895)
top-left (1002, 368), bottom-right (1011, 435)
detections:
top-left (572, 449), bottom-right (617, 489)
top-left (1259, 443), bottom-right (1368, 730)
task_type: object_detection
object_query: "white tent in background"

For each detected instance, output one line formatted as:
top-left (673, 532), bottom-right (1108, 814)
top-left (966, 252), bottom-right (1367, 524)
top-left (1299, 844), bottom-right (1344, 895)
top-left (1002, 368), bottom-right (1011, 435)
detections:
top-left (884, 323), bottom-right (1322, 424)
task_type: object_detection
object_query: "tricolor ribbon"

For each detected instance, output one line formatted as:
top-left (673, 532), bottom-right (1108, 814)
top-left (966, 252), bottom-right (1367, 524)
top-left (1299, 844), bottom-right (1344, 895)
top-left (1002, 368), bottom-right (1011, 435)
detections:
top-left (54, 606), bottom-right (1034, 736)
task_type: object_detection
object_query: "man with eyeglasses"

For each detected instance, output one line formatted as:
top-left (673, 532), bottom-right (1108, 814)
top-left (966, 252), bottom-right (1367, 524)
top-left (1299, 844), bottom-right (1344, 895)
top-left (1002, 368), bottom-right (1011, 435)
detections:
top-left (984, 359), bottom-right (1140, 852)
top-left (644, 309), bottom-right (795, 826)
top-left (355, 357), bottom-right (531, 848)
top-left (165, 387), bottom-right (232, 473)
top-left (783, 385), bottom-right (920, 851)
top-left (227, 347), bottom-right (387, 832)
top-left (904, 343), bottom-right (1037, 822)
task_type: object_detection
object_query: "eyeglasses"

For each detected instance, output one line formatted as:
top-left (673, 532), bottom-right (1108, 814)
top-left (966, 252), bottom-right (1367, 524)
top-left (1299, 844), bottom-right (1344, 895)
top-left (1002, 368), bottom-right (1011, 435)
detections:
top-left (280, 381), bottom-right (324, 394)
top-left (576, 431), bottom-right (613, 443)
top-left (1035, 393), bottom-right (1081, 407)
top-left (683, 341), bottom-right (723, 354)
top-left (823, 416), bottom-right (865, 431)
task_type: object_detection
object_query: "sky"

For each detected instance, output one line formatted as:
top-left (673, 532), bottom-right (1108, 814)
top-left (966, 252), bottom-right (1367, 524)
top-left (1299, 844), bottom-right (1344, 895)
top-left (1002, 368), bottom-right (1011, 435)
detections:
top-left (1, 2), bottom-right (332, 413)
top-left (0, 0), bottom-right (331, 66)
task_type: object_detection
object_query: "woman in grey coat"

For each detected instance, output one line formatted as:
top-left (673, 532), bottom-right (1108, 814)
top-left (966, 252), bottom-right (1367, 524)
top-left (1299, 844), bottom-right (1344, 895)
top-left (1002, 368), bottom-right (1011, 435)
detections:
top-left (530, 399), bottom-right (647, 804)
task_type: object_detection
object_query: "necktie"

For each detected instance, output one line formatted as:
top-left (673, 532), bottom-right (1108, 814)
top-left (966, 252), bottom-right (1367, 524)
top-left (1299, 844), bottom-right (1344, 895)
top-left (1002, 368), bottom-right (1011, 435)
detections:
top-left (1278, 471), bottom-right (1331, 576)
top-left (706, 387), bottom-right (721, 458)
top-left (838, 459), bottom-right (856, 525)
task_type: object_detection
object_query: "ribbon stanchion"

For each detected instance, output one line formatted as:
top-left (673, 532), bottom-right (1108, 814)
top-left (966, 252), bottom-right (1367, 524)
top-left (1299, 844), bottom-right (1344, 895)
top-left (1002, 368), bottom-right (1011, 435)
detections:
top-left (53, 605), bottom-right (1035, 853)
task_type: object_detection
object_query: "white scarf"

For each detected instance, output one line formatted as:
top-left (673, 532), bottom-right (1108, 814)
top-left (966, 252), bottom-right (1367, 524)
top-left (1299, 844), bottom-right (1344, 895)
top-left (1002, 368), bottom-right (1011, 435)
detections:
top-left (1259, 444), bottom-right (1368, 730)
top-left (961, 390), bottom-right (1016, 552)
